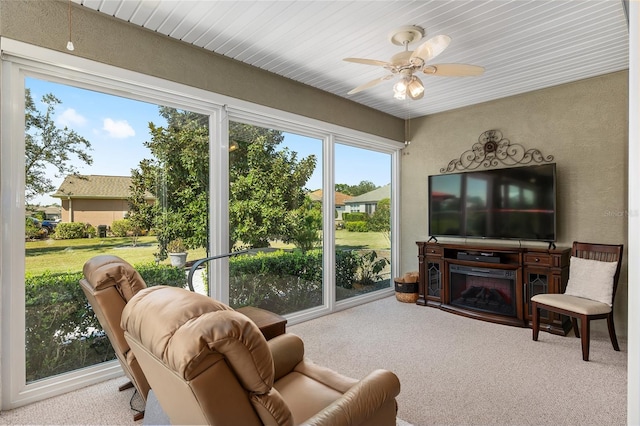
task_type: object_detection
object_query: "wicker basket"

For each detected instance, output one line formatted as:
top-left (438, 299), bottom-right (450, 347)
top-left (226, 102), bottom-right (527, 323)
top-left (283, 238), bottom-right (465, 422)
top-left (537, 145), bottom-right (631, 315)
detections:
top-left (394, 273), bottom-right (419, 303)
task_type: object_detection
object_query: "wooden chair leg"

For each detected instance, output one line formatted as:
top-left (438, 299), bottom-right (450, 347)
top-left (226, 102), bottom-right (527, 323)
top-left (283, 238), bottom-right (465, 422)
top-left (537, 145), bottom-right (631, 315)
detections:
top-left (607, 312), bottom-right (620, 351)
top-left (119, 381), bottom-right (134, 392)
top-left (580, 315), bottom-right (590, 361)
top-left (571, 317), bottom-right (580, 338)
top-left (532, 302), bottom-right (540, 341)
top-left (133, 411), bottom-right (144, 421)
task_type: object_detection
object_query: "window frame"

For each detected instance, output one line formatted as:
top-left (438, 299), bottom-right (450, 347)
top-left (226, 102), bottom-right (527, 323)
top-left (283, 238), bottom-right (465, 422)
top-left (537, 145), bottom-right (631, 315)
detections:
top-left (0, 37), bottom-right (403, 409)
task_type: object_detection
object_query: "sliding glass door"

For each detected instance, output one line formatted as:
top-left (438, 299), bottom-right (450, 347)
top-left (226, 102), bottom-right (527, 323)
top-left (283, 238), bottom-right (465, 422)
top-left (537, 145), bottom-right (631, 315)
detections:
top-left (334, 143), bottom-right (393, 301)
top-left (227, 121), bottom-right (324, 315)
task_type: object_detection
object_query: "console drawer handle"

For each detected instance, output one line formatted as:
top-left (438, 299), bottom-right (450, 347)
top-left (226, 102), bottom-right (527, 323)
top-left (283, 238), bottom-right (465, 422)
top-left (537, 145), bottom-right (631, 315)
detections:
top-left (535, 257), bottom-right (540, 262)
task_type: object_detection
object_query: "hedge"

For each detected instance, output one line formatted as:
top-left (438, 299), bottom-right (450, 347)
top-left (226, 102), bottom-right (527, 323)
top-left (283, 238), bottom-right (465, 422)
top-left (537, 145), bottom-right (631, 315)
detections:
top-left (343, 212), bottom-right (368, 222)
top-left (345, 221), bottom-right (368, 232)
top-left (25, 263), bottom-right (185, 382)
top-left (229, 250), bottom-right (323, 314)
top-left (53, 222), bottom-right (95, 240)
top-left (25, 249), bottom-right (380, 382)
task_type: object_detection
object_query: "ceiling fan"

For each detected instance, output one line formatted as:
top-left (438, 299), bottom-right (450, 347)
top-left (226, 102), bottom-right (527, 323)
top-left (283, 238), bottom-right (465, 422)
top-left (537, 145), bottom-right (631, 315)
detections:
top-left (344, 25), bottom-right (484, 100)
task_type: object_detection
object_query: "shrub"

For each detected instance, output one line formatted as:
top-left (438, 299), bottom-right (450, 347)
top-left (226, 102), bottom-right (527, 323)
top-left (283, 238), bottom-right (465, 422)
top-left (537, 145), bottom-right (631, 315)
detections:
top-left (54, 222), bottom-right (88, 239)
top-left (25, 263), bottom-right (186, 382)
top-left (229, 250), bottom-right (323, 315)
top-left (85, 223), bottom-right (97, 238)
top-left (345, 221), bottom-right (368, 232)
top-left (356, 250), bottom-right (390, 285)
top-left (167, 238), bottom-right (187, 253)
top-left (111, 218), bottom-right (144, 238)
top-left (336, 250), bottom-right (359, 289)
top-left (25, 270), bottom-right (109, 382)
top-left (110, 219), bottom-right (130, 237)
top-left (25, 217), bottom-right (45, 239)
top-left (343, 212), bottom-right (368, 222)
top-left (135, 262), bottom-right (186, 287)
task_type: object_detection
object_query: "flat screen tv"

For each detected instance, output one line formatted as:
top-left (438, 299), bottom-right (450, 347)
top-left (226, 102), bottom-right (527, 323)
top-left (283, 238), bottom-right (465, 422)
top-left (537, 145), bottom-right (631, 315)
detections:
top-left (428, 163), bottom-right (557, 242)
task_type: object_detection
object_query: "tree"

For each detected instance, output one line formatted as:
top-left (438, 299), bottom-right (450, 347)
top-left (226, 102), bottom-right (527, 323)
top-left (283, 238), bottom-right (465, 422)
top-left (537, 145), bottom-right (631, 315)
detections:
top-left (25, 89), bottom-right (93, 201)
top-left (335, 183), bottom-right (352, 195)
top-left (285, 196), bottom-right (322, 251)
top-left (368, 197), bottom-right (391, 243)
top-left (335, 180), bottom-right (378, 196)
top-left (228, 122), bottom-right (316, 248)
top-left (126, 167), bottom-right (156, 246)
top-left (130, 110), bottom-right (317, 257)
top-left (131, 107), bottom-right (210, 258)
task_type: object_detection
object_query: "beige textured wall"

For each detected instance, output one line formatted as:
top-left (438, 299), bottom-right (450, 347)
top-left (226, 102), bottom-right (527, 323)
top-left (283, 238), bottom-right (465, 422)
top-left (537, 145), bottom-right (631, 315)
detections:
top-left (400, 71), bottom-right (629, 336)
top-left (61, 199), bottom-right (128, 228)
top-left (0, 0), bottom-right (403, 141)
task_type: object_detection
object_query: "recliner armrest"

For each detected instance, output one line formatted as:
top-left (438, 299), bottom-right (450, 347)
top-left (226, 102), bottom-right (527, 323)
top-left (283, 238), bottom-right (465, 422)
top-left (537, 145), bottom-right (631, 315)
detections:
top-left (268, 333), bottom-right (305, 381)
top-left (301, 369), bottom-right (400, 426)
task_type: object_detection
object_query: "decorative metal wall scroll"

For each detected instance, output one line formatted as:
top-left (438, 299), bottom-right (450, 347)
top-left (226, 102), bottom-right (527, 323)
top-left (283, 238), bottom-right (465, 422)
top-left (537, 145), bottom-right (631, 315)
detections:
top-left (440, 130), bottom-right (554, 173)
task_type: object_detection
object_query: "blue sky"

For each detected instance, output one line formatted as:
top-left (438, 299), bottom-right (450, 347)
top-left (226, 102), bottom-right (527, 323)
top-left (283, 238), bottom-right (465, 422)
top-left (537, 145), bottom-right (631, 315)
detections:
top-left (26, 77), bottom-right (390, 205)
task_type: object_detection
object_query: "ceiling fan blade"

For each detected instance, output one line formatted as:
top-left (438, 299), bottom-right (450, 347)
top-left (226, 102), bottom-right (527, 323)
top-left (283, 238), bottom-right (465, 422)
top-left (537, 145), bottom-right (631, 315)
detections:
top-left (423, 63), bottom-right (485, 76)
top-left (347, 75), bottom-right (394, 95)
top-left (410, 34), bottom-right (451, 64)
top-left (343, 58), bottom-right (390, 67)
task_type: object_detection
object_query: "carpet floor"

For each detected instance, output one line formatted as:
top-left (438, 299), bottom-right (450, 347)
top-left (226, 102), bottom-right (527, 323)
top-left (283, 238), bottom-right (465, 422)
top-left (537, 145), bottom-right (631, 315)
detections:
top-left (288, 296), bottom-right (627, 425)
top-left (0, 295), bottom-right (627, 425)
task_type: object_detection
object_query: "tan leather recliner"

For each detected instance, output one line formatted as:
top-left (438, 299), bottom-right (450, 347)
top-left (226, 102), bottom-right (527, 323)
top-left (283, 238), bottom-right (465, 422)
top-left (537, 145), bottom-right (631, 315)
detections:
top-left (121, 286), bottom-right (401, 425)
top-left (79, 255), bottom-right (151, 405)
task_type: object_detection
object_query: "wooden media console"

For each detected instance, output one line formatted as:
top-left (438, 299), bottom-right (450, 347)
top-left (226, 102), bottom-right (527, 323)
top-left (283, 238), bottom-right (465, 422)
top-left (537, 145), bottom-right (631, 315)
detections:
top-left (417, 241), bottom-right (571, 335)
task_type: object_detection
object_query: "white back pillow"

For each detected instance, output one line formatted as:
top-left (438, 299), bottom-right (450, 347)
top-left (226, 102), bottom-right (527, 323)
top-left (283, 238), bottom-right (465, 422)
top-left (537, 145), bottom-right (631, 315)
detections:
top-left (564, 256), bottom-right (618, 306)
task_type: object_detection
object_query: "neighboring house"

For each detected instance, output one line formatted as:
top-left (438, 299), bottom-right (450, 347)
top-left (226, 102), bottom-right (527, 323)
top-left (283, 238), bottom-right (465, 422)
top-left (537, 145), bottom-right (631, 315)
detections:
top-left (52, 175), bottom-right (155, 228)
top-left (345, 184), bottom-right (390, 216)
top-left (27, 205), bottom-right (62, 221)
top-left (308, 189), bottom-right (353, 220)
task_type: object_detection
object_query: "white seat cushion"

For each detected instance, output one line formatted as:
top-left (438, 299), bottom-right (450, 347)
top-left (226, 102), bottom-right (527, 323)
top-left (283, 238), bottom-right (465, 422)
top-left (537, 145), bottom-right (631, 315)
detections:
top-left (563, 256), bottom-right (618, 306)
top-left (531, 293), bottom-right (612, 315)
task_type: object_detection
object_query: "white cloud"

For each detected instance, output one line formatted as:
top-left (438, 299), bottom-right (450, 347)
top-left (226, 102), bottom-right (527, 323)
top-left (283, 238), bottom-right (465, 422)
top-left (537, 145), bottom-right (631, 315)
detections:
top-left (57, 108), bottom-right (87, 127)
top-left (102, 118), bottom-right (135, 139)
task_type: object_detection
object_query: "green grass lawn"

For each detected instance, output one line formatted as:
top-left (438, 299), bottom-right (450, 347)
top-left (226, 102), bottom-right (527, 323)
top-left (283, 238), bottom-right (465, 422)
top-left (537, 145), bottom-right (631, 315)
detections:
top-left (26, 230), bottom-right (389, 275)
top-left (270, 229), bottom-right (389, 251)
top-left (25, 236), bottom-right (207, 275)
top-left (335, 229), bottom-right (389, 250)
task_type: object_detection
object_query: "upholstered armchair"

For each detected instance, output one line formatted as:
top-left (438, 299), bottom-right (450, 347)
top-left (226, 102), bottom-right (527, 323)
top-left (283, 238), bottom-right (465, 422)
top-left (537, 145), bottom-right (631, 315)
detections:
top-left (79, 255), bottom-right (150, 418)
top-left (121, 285), bottom-right (401, 425)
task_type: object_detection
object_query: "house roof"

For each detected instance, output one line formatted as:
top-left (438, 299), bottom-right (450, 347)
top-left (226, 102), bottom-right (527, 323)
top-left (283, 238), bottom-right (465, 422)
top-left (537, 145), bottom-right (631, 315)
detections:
top-left (52, 175), bottom-right (155, 200)
top-left (308, 189), bottom-right (353, 206)
top-left (345, 184), bottom-right (391, 204)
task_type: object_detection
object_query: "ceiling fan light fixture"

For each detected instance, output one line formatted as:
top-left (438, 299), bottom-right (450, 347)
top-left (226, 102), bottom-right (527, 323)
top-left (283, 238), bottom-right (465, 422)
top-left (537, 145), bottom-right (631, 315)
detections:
top-left (393, 86), bottom-right (406, 100)
top-left (408, 88), bottom-right (425, 100)
top-left (393, 78), bottom-right (408, 100)
top-left (345, 26), bottom-right (482, 101)
top-left (407, 76), bottom-right (424, 98)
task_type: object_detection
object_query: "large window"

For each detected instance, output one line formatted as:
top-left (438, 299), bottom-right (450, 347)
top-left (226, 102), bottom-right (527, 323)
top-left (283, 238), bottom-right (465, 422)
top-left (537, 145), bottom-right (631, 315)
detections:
top-left (1, 40), bottom-right (401, 409)
top-left (227, 122), bottom-right (324, 315)
top-left (22, 78), bottom-right (212, 384)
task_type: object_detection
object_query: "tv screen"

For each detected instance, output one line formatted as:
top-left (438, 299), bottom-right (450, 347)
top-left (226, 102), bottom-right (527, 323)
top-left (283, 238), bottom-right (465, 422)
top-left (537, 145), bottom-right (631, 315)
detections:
top-left (428, 163), bottom-right (557, 242)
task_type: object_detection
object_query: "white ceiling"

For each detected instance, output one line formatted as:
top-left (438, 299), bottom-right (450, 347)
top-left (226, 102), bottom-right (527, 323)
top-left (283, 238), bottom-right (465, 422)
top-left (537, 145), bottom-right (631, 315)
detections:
top-left (73, 0), bottom-right (630, 119)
